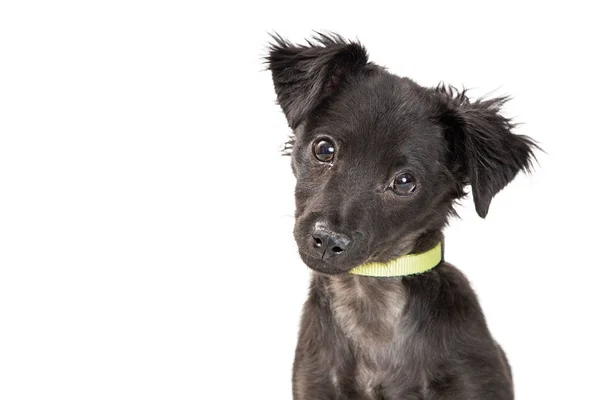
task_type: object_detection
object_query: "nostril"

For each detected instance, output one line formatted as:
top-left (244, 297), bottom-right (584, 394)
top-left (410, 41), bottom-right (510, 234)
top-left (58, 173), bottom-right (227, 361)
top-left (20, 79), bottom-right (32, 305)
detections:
top-left (311, 224), bottom-right (351, 257)
top-left (332, 246), bottom-right (344, 254)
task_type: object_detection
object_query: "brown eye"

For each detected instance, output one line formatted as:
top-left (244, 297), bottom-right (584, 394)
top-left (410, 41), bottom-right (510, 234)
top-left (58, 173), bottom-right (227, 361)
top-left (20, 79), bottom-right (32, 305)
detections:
top-left (392, 173), bottom-right (417, 195)
top-left (313, 140), bottom-right (335, 162)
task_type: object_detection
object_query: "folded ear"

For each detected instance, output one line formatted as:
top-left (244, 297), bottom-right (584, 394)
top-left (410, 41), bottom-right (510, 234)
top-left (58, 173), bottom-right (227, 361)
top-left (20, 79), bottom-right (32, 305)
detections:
top-left (266, 33), bottom-right (369, 129)
top-left (437, 86), bottom-right (538, 218)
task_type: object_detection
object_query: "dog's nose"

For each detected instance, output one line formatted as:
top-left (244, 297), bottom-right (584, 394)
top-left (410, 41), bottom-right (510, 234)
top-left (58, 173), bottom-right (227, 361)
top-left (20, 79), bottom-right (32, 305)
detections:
top-left (312, 225), bottom-right (351, 259)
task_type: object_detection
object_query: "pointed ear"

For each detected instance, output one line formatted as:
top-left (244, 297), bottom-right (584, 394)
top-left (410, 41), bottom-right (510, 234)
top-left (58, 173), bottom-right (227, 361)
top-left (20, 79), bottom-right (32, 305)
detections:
top-left (266, 33), bottom-right (369, 128)
top-left (437, 86), bottom-right (538, 218)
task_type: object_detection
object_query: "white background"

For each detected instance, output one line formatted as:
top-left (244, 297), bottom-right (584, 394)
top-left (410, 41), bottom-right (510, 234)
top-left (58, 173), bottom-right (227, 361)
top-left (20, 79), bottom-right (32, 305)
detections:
top-left (1, 1), bottom-right (599, 399)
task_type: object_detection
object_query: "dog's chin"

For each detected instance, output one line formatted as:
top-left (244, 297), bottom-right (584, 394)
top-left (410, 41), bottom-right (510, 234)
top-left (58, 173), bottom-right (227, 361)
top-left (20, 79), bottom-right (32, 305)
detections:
top-left (298, 251), bottom-right (362, 275)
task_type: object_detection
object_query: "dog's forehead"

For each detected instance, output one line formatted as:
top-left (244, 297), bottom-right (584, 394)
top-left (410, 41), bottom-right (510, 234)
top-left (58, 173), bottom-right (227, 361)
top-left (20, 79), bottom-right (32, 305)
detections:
top-left (314, 73), bottom-right (443, 157)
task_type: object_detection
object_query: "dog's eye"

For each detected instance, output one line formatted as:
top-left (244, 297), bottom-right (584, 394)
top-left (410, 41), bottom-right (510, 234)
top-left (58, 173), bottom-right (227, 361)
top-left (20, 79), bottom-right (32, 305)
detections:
top-left (392, 173), bottom-right (417, 196)
top-left (313, 140), bottom-right (335, 163)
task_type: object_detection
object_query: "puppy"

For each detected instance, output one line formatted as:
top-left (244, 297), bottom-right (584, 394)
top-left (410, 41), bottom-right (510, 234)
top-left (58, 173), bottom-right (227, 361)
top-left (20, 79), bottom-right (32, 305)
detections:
top-left (267, 33), bottom-right (536, 400)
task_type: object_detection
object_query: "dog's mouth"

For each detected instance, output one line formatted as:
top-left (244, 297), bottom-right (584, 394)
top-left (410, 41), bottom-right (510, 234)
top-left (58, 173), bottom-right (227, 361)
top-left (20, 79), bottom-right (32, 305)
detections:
top-left (297, 250), bottom-right (366, 275)
top-left (298, 244), bottom-right (416, 274)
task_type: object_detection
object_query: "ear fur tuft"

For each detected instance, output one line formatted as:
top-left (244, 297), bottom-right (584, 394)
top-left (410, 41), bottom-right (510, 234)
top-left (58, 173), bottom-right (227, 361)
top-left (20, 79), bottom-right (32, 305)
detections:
top-left (436, 85), bottom-right (539, 218)
top-left (266, 32), bottom-right (369, 129)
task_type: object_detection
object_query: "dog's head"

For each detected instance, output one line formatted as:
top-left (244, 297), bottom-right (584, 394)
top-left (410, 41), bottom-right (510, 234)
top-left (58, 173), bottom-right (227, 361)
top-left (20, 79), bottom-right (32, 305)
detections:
top-left (267, 33), bottom-right (536, 274)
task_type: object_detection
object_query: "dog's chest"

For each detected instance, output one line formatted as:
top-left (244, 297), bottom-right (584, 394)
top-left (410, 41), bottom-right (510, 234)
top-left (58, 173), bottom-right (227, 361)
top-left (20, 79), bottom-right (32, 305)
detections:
top-left (328, 276), bottom-right (415, 396)
top-left (329, 275), bottom-right (406, 346)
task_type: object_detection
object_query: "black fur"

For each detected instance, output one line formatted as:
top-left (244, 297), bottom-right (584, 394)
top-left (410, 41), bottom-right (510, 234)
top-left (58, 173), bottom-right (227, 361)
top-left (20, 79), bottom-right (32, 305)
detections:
top-left (267, 33), bottom-right (537, 400)
top-left (268, 33), bottom-right (371, 129)
top-left (435, 86), bottom-right (538, 217)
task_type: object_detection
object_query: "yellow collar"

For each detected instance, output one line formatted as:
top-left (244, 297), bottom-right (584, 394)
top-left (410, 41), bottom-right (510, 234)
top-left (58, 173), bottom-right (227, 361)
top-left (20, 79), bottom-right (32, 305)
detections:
top-left (348, 242), bottom-right (443, 277)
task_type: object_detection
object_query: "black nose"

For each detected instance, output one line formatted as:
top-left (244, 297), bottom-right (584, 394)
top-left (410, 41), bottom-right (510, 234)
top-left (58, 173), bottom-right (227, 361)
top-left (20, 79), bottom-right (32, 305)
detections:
top-left (312, 225), bottom-right (351, 259)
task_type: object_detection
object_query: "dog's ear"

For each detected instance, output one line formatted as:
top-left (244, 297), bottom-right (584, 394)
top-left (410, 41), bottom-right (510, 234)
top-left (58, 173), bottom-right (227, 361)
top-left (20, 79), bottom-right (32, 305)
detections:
top-left (266, 33), bottom-right (369, 129)
top-left (437, 86), bottom-right (537, 218)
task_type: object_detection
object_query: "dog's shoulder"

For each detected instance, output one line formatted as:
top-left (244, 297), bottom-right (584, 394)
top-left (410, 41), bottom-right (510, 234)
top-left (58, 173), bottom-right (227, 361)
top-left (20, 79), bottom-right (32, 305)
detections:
top-left (403, 262), bottom-right (490, 336)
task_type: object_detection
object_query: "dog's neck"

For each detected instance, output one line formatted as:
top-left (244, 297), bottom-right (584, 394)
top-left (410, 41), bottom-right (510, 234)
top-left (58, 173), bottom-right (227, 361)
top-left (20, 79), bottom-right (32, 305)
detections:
top-left (351, 229), bottom-right (444, 276)
top-left (410, 229), bottom-right (444, 255)
top-left (349, 242), bottom-right (442, 277)
top-left (322, 231), bottom-right (445, 349)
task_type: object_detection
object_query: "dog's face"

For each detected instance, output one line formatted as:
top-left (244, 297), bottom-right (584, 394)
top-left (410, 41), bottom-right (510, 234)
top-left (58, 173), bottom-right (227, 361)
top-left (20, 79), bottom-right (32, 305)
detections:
top-left (289, 75), bottom-right (458, 273)
top-left (268, 34), bottom-right (536, 274)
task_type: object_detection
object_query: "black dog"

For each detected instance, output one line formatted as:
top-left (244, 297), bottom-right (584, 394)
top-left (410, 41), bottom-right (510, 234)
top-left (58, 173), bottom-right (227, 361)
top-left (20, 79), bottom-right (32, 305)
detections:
top-left (267, 33), bottom-right (536, 400)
